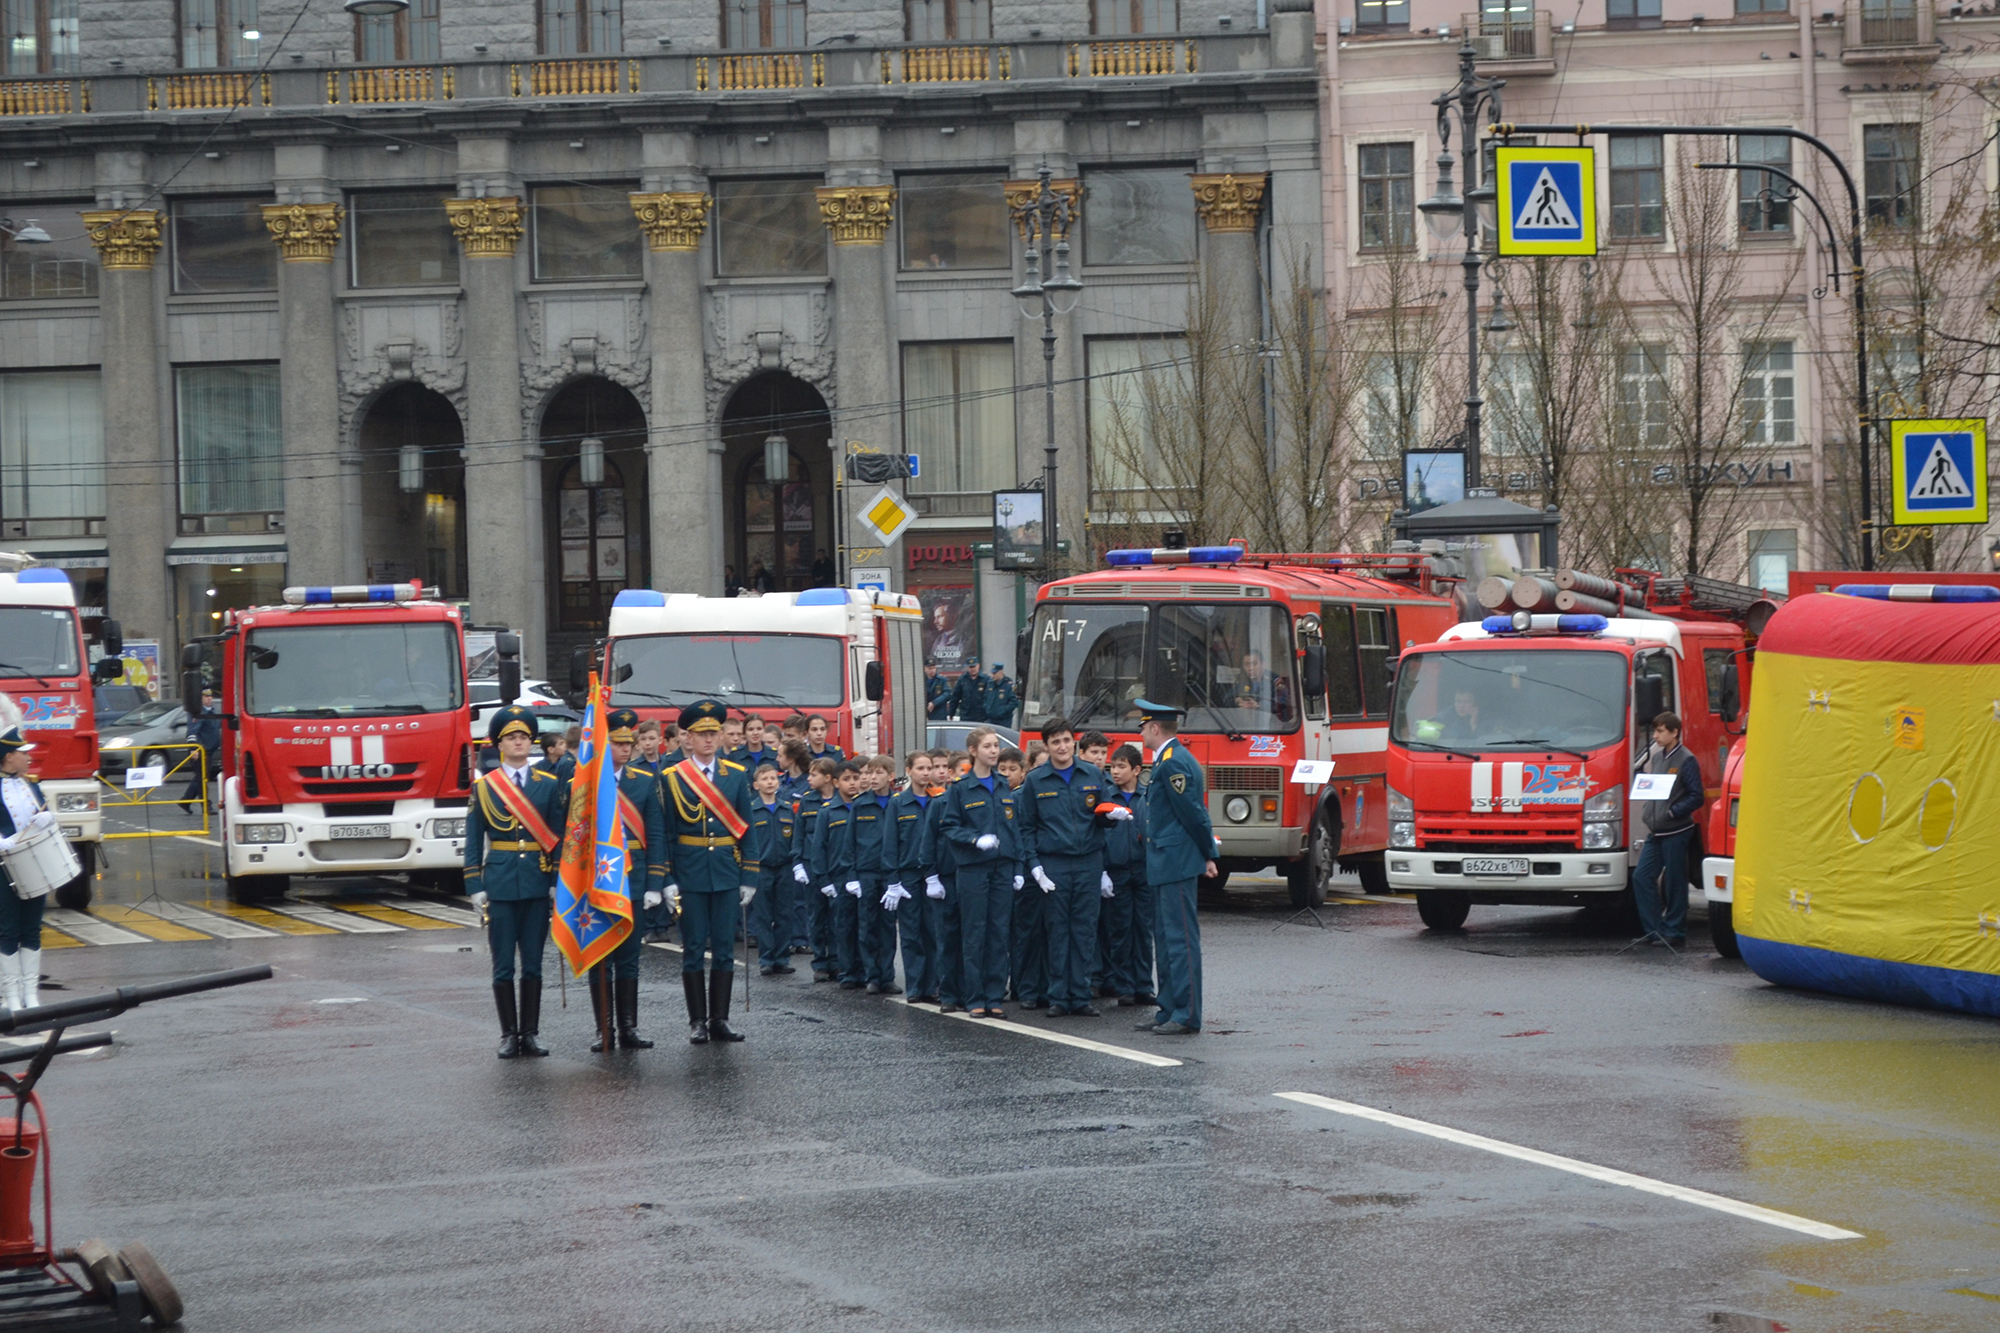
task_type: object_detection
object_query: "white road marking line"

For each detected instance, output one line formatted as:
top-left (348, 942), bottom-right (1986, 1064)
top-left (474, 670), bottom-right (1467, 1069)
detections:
top-left (382, 897), bottom-right (483, 929)
top-left (42, 909), bottom-right (149, 946)
top-left (175, 834), bottom-right (223, 847)
top-left (140, 901), bottom-right (278, 938)
top-left (261, 904), bottom-right (402, 934)
top-left (1273, 1091), bottom-right (1862, 1241)
top-left (889, 997), bottom-right (1182, 1068)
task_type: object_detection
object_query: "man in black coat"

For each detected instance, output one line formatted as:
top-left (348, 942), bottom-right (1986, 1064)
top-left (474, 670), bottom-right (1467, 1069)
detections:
top-left (1629, 711), bottom-right (1705, 948)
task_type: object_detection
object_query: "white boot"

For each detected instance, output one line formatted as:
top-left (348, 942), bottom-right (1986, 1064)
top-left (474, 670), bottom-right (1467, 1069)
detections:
top-left (0, 952), bottom-right (20, 1012)
top-left (17, 948), bottom-right (39, 1009)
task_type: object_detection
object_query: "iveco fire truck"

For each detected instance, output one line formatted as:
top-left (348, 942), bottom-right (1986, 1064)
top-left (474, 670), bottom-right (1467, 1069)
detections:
top-left (1024, 546), bottom-right (1461, 906)
top-left (189, 581), bottom-right (476, 901)
top-left (0, 555), bottom-right (119, 909)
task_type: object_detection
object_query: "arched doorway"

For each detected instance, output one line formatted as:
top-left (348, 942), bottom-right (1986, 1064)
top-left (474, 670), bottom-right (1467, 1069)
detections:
top-left (540, 377), bottom-right (649, 633)
top-left (721, 372), bottom-right (833, 592)
top-left (356, 384), bottom-right (467, 595)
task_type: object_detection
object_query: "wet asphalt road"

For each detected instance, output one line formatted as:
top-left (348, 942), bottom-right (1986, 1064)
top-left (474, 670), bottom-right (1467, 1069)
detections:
top-left (24, 826), bottom-right (2000, 1332)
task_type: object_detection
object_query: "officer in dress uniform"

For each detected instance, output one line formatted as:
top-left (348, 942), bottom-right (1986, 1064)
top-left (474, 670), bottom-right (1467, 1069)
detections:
top-left (661, 700), bottom-right (758, 1044)
top-left (1133, 700), bottom-right (1215, 1036)
top-left (589, 709), bottom-right (666, 1052)
top-left (465, 705), bottom-right (571, 1058)
top-left (0, 726), bottom-right (54, 1011)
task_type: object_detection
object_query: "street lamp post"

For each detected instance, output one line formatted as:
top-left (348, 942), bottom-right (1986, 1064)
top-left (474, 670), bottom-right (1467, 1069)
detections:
top-left (1011, 162), bottom-right (1082, 575)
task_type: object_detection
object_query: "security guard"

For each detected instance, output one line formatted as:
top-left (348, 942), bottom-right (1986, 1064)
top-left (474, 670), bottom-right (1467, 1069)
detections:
top-left (1133, 700), bottom-right (1214, 1035)
top-left (923, 659), bottom-right (951, 719)
top-left (661, 699), bottom-right (758, 1044)
top-left (590, 709), bottom-right (667, 1052)
top-left (1018, 717), bottom-right (1121, 1018)
top-left (465, 705), bottom-right (570, 1058)
top-left (984, 663), bottom-right (1018, 726)
top-left (949, 667), bottom-right (987, 722)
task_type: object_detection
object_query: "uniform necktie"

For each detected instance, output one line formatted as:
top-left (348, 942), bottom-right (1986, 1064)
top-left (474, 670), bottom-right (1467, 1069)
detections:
top-left (514, 770), bottom-right (526, 793)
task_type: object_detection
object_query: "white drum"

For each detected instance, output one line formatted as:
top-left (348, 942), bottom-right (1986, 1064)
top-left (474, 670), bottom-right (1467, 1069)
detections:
top-left (2, 820), bottom-right (77, 900)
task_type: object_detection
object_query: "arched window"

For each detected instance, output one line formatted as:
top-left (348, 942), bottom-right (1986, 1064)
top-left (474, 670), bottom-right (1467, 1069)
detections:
top-left (557, 455), bottom-right (627, 629)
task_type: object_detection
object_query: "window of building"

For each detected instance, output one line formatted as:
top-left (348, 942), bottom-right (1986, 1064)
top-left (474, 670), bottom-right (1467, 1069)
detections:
top-left (176, 364), bottom-right (283, 519)
top-left (1484, 351), bottom-right (1538, 457)
top-left (1615, 343), bottom-right (1669, 450)
top-left (1082, 166), bottom-right (1195, 266)
top-left (540, 0), bottom-right (620, 54)
top-left (1, 203), bottom-right (96, 299)
top-left (1872, 332), bottom-right (1921, 410)
top-left (1737, 134), bottom-right (1791, 234)
top-left (1087, 335), bottom-right (1187, 496)
top-left (356, 0), bottom-right (440, 62)
top-left (1742, 341), bottom-right (1795, 446)
top-left (1608, 135), bottom-right (1665, 240)
top-left (0, 371), bottom-right (101, 530)
top-left (1092, 0), bottom-right (1177, 33)
top-left (903, 342), bottom-right (1015, 495)
top-left (1735, 0), bottom-right (1787, 11)
top-left (723, 0), bottom-right (807, 48)
top-left (178, 0), bottom-right (260, 68)
top-left (171, 197), bottom-right (277, 295)
top-left (1355, 0), bottom-right (1409, 30)
top-left (1605, 0), bottom-right (1661, 25)
top-left (1858, 0), bottom-right (1919, 45)
top-left (1748, 529), bottom-right (1796, 594)
top-left (1357, 142), bottom-right (1415, 253)
top-left (1359, 354), bottom-right (1420, 460)
top-left (900, 173), bottom-right (1007, 271)
top-left (906, 0), bottom-right (989, 40)
top-left (3, 0), bottom-right (78, 75)
top-left (1864, 124), bottom-right (1920, 229)
top-left (530, 185), bottom-right (641, 282)
top-left (349, 191), bottom-right (458, 288)
top-left (714, 178), bottom-right (827, 277)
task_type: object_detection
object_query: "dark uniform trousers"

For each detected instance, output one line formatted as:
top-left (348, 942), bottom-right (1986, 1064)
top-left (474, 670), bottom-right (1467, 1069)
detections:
top-left (1105, 870), bottom-right (1156, 1002)
top-left (663, 760), bottom-right (758, 976)
top-left (1009, 873), bottom-right (1049, 1004)
top-left (1039, 853), bottom-right (1104, 1012)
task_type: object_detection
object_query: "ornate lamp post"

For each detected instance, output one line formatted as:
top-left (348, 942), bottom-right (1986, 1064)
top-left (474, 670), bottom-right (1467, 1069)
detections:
top-left (1010, 162), bottom-right (1082, 574)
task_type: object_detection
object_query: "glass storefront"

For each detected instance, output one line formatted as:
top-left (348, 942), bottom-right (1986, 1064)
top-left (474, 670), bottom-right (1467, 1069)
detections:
top-left (173, 561), bottom-right (286, 651)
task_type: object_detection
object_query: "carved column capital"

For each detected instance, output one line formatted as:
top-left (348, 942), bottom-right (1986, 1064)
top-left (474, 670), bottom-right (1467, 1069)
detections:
top-left (630, 191), bottom-right (713, 252)
top-left (815, 185), bottom-right (895, 246)
top-left (1004, 179), bottom-right (1081, 240)
top-left (79, 209), bottom-right (165, 270)
top-left (1190, 173), bottom-right (1269, 234)
top-left (262, 201), bottom-right (344, 261)
top-left (443, 196), bottom-right (526, 258)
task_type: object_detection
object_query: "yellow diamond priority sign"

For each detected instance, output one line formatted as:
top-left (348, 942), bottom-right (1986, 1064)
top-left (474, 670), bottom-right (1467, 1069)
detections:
top-left (857, 487), bottom-right (916, 545)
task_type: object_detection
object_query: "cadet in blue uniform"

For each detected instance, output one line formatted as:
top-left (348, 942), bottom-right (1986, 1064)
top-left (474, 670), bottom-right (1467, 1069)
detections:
top-left (661, 700), bottom-right (758, 1044)
top-left (746, 761), bottom-right (798, 976)
top-left (851, 756), bottom-right (899, 993)
top-left (1018, 717), bottom-right (1122, 1017)
top-left (811, 761), bottom-right (865, 988)
top-left (1134, 701), bottom-right (1215, 1035)
top-left (937, 728), bottom-right (1022, 1018)
top-left (983, 663), bottom-right (1018, 726)
top-left (465, 706), bottom-right (570, 1058)
top-left (535, 725), bottom-right (578, 784)
top-left (587, 710), bottom-right (666, 1052)
top-left (0, 726), bottom-right (53, 1011)
top-left (792, 756), bottom-right (838, 978)
top-left (917, 747), bottom-right (964, 1010)
top-left (1101, 743), bottom-right (1154, 1007)
top-left (882, 750), bottom-right (943, 1003)
top-left (923, 660), bottom-right (951, 719)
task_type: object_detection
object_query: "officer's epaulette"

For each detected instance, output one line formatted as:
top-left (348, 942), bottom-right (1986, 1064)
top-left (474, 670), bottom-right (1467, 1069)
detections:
top-left (721, 759), bottom-right (745, 773)
top-left (529, 769), bottom-right (554, 781)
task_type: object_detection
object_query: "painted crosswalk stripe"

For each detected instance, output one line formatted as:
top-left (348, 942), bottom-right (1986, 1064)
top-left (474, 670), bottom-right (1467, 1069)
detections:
top-left (91, 905), bottom-right (211, 943)
top-left (43, 909), bottom-right (149, 946)
top-left (328, 901), bottom-right (459, 930)
top-left (378, 897), bottom-right (483, 929)
top-left (141, 901), bottom-right (279, 939)
top-left (39, 928), bottom-right (82, 949)
top-left (1273, 1091), bottom-right (1863, 1241)
top-left (262, 904), bottom-right (401, 934)
top-left (208, 902), bottom-right (338, 936)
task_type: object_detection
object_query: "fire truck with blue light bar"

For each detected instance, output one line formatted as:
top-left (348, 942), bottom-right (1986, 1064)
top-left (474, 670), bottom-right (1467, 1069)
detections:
top-left (1024, 545), bottom-right (1462, 906)
top-left (185, 580), bottom-right (477, 902)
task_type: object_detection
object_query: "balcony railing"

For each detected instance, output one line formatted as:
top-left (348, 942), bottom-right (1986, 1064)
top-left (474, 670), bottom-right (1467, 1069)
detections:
top-left (149, 71), bottom-right (270, 110)
top-left (1463, 10), bottom-right (1554, 71)
top-left (329, 65), bottom-right (454, 103)
top-left (1069, 39), bottom-right (1198, 76)
top-left (887, 45), bottom-right (1011, 83)
top-left (1844, 0), bottom-right (1937, 61)
top-left (0, 78), bottom-right (85, 115)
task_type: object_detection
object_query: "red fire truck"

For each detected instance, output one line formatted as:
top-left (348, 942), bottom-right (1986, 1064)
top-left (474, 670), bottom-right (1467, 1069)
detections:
top-left (1384, 571), bottom-right (1773, 931)
top-left (1023, 546), bottom-right (1462, 906)
top-left (0, 555), bottom-right (122, 909)
top-left (184, 581), bottom-right (477, 901)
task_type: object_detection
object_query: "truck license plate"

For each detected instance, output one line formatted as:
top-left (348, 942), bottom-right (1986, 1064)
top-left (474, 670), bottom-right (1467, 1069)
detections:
top-left (1462, 857), bottom-right (1529, 877)
top-left (331, 824), bottom-right (390, 840)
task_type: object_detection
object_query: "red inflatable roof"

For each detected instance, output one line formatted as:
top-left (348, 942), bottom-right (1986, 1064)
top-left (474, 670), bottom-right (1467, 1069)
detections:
top-left (1759, 591), bottom-right (2000, 666)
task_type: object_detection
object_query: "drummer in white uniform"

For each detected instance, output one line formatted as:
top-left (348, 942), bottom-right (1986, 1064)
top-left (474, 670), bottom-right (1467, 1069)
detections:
top-left (0, 726), bottom-right (55, 1010)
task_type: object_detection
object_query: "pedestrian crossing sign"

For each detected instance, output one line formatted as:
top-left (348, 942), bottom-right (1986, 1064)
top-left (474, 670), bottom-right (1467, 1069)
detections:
top-left (1890, 418), bottom-right (1987, 526)
top-left (1494, 146), bottom-right (1597, 256)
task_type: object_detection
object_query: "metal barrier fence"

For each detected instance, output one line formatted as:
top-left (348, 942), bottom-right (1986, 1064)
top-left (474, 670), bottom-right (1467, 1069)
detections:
top-left (95, 743), bottom-right (213, 838)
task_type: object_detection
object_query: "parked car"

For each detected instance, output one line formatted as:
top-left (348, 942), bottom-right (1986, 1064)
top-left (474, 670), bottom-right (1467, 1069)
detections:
top-left (94, 684), bottom-right (151, 722)
top-left (926, 722), bottom-right (1021, 752)
top-left (474, 707), bottom-right (581, 776)
top-left (469, 678), bottom-right (568, 739)
top-left (98, 701), bottom-right (191, 778)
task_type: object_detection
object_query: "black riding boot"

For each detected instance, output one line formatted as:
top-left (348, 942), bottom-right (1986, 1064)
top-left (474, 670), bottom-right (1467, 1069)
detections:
top-left (707, 969), bottom-right (744, 1042)
top-left (517, 978), bottom-right (550, 1057)
top-left (588, 968), bottom-right (611, 1053)
top-left (493, 982), bottom-right (520, 1059)
top-left (616, 976), bottom-right (653, 1049)
top-left (683, 971), bottom-right (709, 1044)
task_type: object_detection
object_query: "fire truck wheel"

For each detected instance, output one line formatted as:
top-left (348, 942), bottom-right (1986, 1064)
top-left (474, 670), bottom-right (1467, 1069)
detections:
top-left (225, 873), bottom-right (289, 903)
top-left (1709, 900), bottom-right (1741, 959)
top-left (54, 844), bottom-right (94, 912)
top-left (114, 1243), bottom-right (183, 1327)
top-left (1354, 859), bottom-right (1391, 896)
top-left (1288, 819), bottom-right (1333, 908)
top-left (1415, 891), bottom-right (1470, 932)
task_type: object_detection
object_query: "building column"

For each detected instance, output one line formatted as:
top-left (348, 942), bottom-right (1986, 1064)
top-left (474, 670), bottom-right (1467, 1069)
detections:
top-left (817, 175), bottom-right (897, 585)
top-left (632, 185), bottom-right (717, 594)
top-left (1192, 172), bottom-right (1270, 342)
top-left (444, 196), bottom-right (544, 669)
top-left (80, 208), bottom-right (169, 645)
top-left (263, 199), bottom-right (349, 585)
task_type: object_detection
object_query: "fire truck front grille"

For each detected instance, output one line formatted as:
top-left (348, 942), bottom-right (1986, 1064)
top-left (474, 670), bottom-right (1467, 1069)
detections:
top-left (307, 838), bottom-right (413, 862)
top-left (1423, 839), bottom-right (1579, 854)
top-left (1210, 765), bottom-right (1283, 791)
top-left (301, 780), bottom-right (415, 796)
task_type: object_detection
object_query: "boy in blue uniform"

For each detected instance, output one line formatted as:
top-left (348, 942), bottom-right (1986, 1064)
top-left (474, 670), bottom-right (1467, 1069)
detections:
top-left (535, 725), bottom-right (579, 784)
top-left (589, 709), bottom-right (666, 1052)
top-left (812, 760), bottom-right (866, 988)
top-left (937, 728), bottom-right (1022, 1018)
top-left (660, 699), bottom-right (758, 1044)
top-left (881, 750), bottom-right (942, 1002)
top-left (747, 761), bottom-right (798, 976)
top-left (1134, 701), bottom-right (1215, 1035)
top-left (464, 705), bottom-right (570, 1058)
top-left (792, 756), bottom-right (839, 979)
top-left (1018, 717), bottom-right (1123, 1017)
top-left (851, 755), bottom-right (900, 993)
top-left (1102, 743), bottom-right (1154, 1008)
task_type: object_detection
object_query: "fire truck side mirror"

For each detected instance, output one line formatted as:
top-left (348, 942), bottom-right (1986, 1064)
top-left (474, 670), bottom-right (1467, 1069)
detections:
top-left (1634, 675), bottom-right (1666, 729)
top-left (180, 642), bottom-right (204, 670)
top-left (569, 645), bottom-right (592, 694)
top-left (1301, 645), bottom-right (1326, 698)
top-left (90, 657), bottom-right (123, 685)
top-left (863, 660), bottom-right (884, 702)
top-left (495, 632), bottom-right (522, 707)
top-left (1719, 668), bottom-right (1741, 724)
top-left (100, 618), bottom-right (124, 657)
top-left (179, 670), bottom-right (204, 715)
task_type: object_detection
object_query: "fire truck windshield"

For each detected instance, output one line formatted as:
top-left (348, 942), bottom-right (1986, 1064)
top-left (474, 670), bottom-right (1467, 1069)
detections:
top-left (608, 634), bottom-right (845, 709)
top-left (1391, 648), bottom-right (1628, 752)
top-left (0, 608), bottom-right (80, 677)
top-left (244, 623), bottom-right (463, 717)
top-left (1025, 602), bottom-right (1298, 733)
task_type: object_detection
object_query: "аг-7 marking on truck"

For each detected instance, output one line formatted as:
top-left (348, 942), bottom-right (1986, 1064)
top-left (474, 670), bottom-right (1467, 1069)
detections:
top-left (1470, 761), bottom-right (1587, 811)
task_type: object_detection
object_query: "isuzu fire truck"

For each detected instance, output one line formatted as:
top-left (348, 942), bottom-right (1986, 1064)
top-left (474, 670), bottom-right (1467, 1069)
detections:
top-left (590, 587), bottom-right (928, 759)
top-left (1024, 546), bottom-right (1461, 906)
top-left (1384, 571), bottom-right (1772, 931)
top-left (0, 555), bottom-right (120, 909)
top-left (189, 581), bottom-right (476, 901)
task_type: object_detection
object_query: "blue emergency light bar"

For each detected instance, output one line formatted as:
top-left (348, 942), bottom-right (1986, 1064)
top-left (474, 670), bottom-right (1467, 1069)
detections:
top-left (15, 568), bottom-right (66, 584)
top-left (1481, 612), bottom-right (1610, 635)
top-left (283, 582), bottom-right (422, 606)
top-left (1104, 546), bottom-right (1245, 567)
top-left (1835, 584), bottom-right (2000, 603)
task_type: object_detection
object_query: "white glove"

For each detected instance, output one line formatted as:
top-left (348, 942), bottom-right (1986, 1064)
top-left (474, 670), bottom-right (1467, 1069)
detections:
top-left (925, 875), bottom-right (945, 899)
top-left (882, 883), bottom-right (909, 911)
top-left (1213, 835), bottom-right (1223, 853)
top-left (845, 879), bottom-right (862, 897)
top-left (1103, 805), bottom-right (1133, 822)
top-left (643, 890), bottom-right (663, 910)
top-left (793, 863), bottom-right (809, 884)
top-left (1100, 872), bottom-right (1115, 898)
top-left (976, 834), bottom-right (999, 851)
top-left (821, 883), bottom-right (836, 898)
top-left (666, 884), bottom-right (681, 911)
top-left (740, 884), bottom-right (756, 906)
top-left (28, 810), bottom-right (54, 830)
top-left (1032, 865), bottom-right (1056, 893)
top-left (1012, 874), bottom-right (1024, 891)
top-left (470, 890), bottom-right (489, 910)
